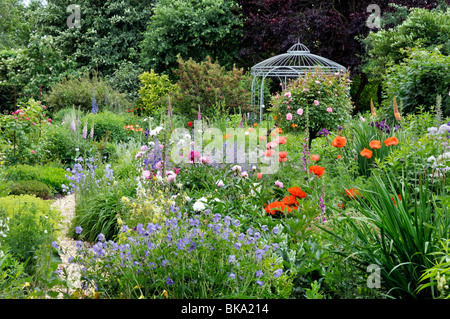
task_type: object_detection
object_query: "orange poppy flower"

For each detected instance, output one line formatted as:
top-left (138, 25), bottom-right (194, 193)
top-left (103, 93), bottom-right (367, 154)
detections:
top-left (278, 151), bottom-right (288, 158)
top-left (369, 140), bottom-right (381, 149)
top-left (310, 154), bottom-right (320, 161)
top-left (274, 136), bottom-right (287, 144)
top-left (331, 136), bottom-right (347, 148)
top-left (253, 123), bottom-right (258, 127)
top-left (273, 116), bottom-right (277, 120)
top-left (271, 127), bottom-right (283, 136)
top-left (224, 133), bottom-right (231, 139)
top-left (384, 136), bottom-right (399, 146)
top-left (278, 157), bottom-right (287, 163)
top-left (282, 195), bottom-right (299, 206)
top-left (267, 141), bottom-right (278, 149)
top-left (337, 155), bottom-right (342, 159)
top-left (259, 135), bottom-right (267, 141)
top-left (345, 188), bottom-right (361, 199)
top-left (264, 201), bottom-right (292, 215)
top-left (309, 165), bottom-right (325, 178)
top-left (257, 172), bottom-right (263, 179)
top-left (288, 187), bottom-right (307, 199)
top-left (265, 149), bottom-right (276, 157)
top-left (248, 128), bottom-right (254, 132)
top-left (360, 148), bottom-right (373, 159)
top-left (291, 124), bottom-right (298, 128)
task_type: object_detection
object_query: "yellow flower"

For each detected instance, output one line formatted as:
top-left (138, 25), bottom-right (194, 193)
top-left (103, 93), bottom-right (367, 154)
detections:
top-left (162, 290), bottom-right (169, 298)
top-left (23, 282), bottom-right (31, 288)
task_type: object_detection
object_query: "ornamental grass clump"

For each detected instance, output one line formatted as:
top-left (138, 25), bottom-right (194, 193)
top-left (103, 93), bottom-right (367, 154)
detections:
top-left (65, 209), bottom-right (293, 299)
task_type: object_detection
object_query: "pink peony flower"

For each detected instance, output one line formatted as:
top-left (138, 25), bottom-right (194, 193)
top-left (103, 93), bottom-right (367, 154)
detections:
top-left (275, 180), bottom-right (284, 188)
top-left (297, 108), bottom-right (304, 116)
top-left (327, 108), bottom-right (333, 113)
top-left (286, 113), bottom-right (292, 120)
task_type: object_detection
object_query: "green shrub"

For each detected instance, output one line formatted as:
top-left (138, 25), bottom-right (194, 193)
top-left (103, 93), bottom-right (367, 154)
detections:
top-left (5, 164), bottom-right (69, 194)
top-left (0, 250), bottom-right (27, 299)
top-left (269, 70), bottom-right (353, 140)
top-left (136, 69), bottom-right (179, 115)
top-left (106, 60), bottom-right (144, 102)
top-left (8, 180), bottom-right (53, 199)
top-left (84, 110), bottom-right (147, 143)
top-left (0, 195), bottom-right (61, 274)
top-left (172, 56), bottom-right (253, 118)
top-left (383, 47), bottom-right (450, 117)
top-left (0, 98), bottom-right (52, 165)
top-left (44, 72), bottom-right (133, 114)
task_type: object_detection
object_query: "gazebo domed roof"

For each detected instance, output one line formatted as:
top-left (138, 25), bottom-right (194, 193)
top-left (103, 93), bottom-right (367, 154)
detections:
top-left (250, 40), bottom-right (347, 122)
top-left (250, 41), bottom-right (346, 78)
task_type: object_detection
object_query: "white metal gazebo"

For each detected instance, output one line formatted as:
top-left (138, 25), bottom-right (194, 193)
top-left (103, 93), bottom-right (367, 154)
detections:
top-left (250, 40), bottom-right (347, 122)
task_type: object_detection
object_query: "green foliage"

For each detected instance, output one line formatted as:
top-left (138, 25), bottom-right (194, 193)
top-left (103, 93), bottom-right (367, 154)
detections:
top-left (324, 170), bottom-right (450, 298)
top-left (32, 0), bottom-right (154, 77)
top-left (106, 61), bottom-right (144, 102)
top-left (363, 6), bottom-right (450, 80)
top-left (0, 35), bottom-right (81, 99)
top-left (0, 250), bottom-right (27, 299)
top-left (172, 56), bottom-right (253, 118)
top-left (4, 164), bottom-right (69, 194)
top-left (8, 180), bottom-right (53, 199)
top-left (140, 0), bottom-right (243, 75)
top-left (0, 98), bottom-right (52, 165)
top-left (419, 239), bottom-right (450, 299)
top-left (0, 195), bottom-right (61, 274)
top-left (44, 73), bottom-right (132, 114)
top-left (383, 47), bottom-right (450, 116)
top-left (137, 70), bottom-right (179, 115)
top-left (269, 70), bottom-right (353, 139)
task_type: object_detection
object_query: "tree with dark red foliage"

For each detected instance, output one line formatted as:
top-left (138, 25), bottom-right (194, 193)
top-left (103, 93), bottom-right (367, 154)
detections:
top-left (237, 0), bottom-right (442, 112)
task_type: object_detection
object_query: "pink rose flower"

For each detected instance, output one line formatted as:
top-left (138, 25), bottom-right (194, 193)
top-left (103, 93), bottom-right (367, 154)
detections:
top-left (297, 108), bottom-right (304, 116)
top-left (327, 108), bottom-right (333, 113)
top-left (314, 100), bottom-right (319, 106)
top-left (286, 113), bottom-right (292, 120)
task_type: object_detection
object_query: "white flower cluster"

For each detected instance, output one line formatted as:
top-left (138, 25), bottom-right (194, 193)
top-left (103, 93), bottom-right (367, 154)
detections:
top-left (427, 124), bottom-right (450, 136)
top-left (0, 217), bottom-right (10, 258)
top-left (149, 126), bottom-right (164, 137)
top-left (427, 152), bottom-right (450, 177)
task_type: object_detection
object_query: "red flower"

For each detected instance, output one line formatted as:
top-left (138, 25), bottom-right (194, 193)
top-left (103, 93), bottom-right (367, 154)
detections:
top-left (309, 166), bottom-right (325, 178)
top-left (288, 187), bottom-right (307, 199)
top-left (360, 148), bottom-right (373, 159)
top-left (384, 136), bottom-right (399, 146)
top-left (281, 195), bottom-right (299, 206)
top-left (331, 136), bottom-right (347, 148)
top-left (264, 201), bottom-right (292, 215)
top-left (345, 188), bottom-right (361, 199)
top-left (188, 122), bottom-right (193, 127)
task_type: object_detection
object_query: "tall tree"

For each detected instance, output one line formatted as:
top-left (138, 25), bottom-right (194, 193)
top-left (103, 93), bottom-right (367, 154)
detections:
top-left (32, 0), bottom-right (156, 76)
top-left (139, 0), bottom-right (243, 76)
